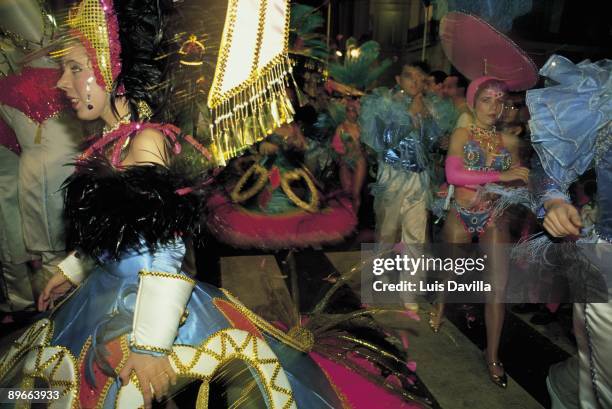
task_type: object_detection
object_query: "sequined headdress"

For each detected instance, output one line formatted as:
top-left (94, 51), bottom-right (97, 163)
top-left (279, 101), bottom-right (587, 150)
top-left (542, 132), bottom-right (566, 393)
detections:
top-left (466, 76), bottom-right (507, 109)
top-left (66, 0), bottom-right (122, 93)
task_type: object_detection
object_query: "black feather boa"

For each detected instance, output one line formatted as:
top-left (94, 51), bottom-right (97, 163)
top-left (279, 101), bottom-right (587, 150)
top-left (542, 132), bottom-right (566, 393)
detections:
top-left (63, 157), bottom-right (203, 260)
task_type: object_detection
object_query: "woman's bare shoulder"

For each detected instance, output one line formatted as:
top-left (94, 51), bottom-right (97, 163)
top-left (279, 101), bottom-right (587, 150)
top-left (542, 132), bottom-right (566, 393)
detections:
top-left (127, 128), bottom-right (168, 166)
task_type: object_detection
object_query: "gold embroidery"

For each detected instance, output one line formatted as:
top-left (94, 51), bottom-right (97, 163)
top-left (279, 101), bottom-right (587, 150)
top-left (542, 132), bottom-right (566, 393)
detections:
top-left (56, 264), bottom-right (79, 287)
top-left (195, 381), bottom-right (210, 409)
top-left (78, 336), bottom-right (92, 365)
top-left (2, 313), bottom-right (299, 408)
top-left (0, 320), bottom-right (53, 381)
top-left (287, 326), bottom-right (314, 352)
top-left (128, 342), bottom-right (172, 355)
top-left (138, 270), bottom-right (196, 285)
top-left (97, 335), bottom-right (130, 409)
top-left (172, 329), bottom-right (295, 408)
top-left (22, 344), bottom-right (79, 408)
top-left (220, 289), bottom-right (309, 352)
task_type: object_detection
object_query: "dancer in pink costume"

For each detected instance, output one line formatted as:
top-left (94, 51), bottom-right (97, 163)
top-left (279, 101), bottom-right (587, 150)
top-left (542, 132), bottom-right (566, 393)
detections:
top-left (436, 77), bottom-right (530, 388)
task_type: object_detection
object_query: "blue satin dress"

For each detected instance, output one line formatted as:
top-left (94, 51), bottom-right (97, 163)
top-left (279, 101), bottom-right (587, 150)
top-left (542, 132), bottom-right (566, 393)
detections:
top-left (1, 238), bottom-right (344, 408)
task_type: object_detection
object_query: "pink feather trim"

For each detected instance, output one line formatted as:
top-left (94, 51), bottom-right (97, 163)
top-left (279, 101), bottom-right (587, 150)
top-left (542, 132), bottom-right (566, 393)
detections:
top-left (207, 192), bottom-right (357, 249)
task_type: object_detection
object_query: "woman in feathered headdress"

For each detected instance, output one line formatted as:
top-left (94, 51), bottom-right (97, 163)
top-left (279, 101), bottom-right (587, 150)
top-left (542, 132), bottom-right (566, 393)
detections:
top-left (1, 0), bottom-right (197, 407)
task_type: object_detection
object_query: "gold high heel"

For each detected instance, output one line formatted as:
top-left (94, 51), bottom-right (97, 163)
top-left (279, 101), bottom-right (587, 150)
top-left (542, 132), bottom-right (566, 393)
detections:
top-left (486, 361), bottom-right (508, 388)
top-left (404, 303), bottom-right (420, 312)
top-left (428, 311), bottom-right (444, 333)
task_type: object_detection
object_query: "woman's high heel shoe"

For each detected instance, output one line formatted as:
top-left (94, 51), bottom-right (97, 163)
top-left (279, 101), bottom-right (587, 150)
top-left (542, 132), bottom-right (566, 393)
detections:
top-left (486, 361), bottom-right (508, 388)
top-left (428, 311), bottom-right (444, 333)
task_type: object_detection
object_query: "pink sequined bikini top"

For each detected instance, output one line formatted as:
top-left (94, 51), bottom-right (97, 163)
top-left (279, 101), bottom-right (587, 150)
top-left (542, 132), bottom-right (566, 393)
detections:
top-left (0, 67), bottom-right (68, 124)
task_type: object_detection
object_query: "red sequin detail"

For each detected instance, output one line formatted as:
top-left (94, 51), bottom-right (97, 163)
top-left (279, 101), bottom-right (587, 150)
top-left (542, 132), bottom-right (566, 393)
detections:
top-left (70, 0), bottom-right (122, 92)
top-left (0, 116), bottom-right (20, 155)
top-left (0, 67), bottom-right (68, 123)
top-left (102, 0), bottom-right (123, 92)
top-left (70, 29), bottom-right (107, 92)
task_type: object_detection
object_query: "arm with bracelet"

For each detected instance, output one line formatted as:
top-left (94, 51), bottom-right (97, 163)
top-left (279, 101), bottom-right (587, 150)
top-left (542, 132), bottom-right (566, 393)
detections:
top-left (38, 251), bottom-right (94, 310)
top-left (56, 251), bottom-right (94, 286)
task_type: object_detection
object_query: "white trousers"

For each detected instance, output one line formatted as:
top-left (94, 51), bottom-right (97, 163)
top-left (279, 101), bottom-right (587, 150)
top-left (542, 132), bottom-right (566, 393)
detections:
top-left (373, 163), bottom-right (428, 244)
top-left (549, 240), bottom-right (612, 409)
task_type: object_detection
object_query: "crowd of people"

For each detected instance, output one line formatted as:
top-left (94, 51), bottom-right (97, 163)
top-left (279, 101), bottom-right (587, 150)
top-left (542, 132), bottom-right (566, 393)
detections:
top-left (0, 0), bottom-right (610, 408)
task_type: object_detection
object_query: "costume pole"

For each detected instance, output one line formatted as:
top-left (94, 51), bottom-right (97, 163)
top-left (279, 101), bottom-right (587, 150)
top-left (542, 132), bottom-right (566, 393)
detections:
top-left (287, 249), bottom-right (300, 312)
top-left (326, 0), bottom-right (331, 49)
top-left (421, 4), bottom-right (430, 61)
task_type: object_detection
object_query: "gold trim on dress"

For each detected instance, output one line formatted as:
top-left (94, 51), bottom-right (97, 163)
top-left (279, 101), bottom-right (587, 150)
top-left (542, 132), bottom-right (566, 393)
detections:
top-left (219, 289), bottom-right (310, 352)
top-left (128, 342), bottom-right (173, 355)
top-left (138, 270), bottom-right (196, 285)
top-left (3, 321), bottom-right (300, 408)
top-left (56, 264), bottom-right (79, 287)
top-left (0, 319), bottom-right (54, 381)
top-left (172, 329), bottom-right (296, 409)
top-left (22, 344), bottom-right (79, 408)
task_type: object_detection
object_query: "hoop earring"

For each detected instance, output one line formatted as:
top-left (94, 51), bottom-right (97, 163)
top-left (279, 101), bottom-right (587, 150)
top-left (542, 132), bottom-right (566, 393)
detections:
top-left (86, 76), bottom-right (94, 110)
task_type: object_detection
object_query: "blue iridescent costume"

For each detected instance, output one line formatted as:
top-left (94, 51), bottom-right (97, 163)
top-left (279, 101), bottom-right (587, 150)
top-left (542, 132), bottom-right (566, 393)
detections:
top-left (529, 55), bottom-right (612, 243)
top-left (360, 87), bottom-right (455, 243)
top-left (526, 54), bottom-right (612, 409)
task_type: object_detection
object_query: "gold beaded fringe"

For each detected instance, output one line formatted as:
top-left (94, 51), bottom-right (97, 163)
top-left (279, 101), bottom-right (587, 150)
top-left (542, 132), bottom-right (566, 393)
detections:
top-left (208, 57), bottom-right (296, 166)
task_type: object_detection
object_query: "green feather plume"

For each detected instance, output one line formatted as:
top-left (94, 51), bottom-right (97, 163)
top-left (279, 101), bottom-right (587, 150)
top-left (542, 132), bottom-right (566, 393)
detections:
top-left (290, 3), bottom-right (328, 61)
top-left (328, 38), bottom-right (391, 91)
